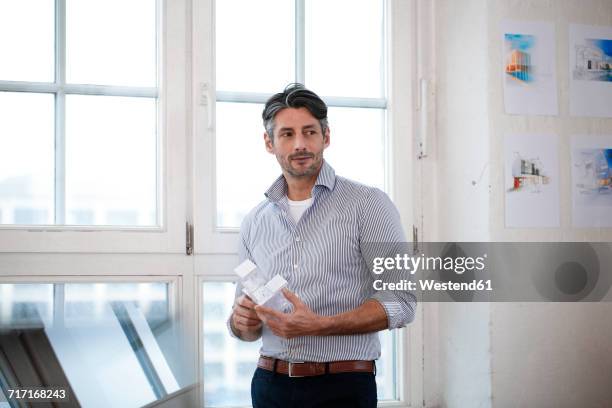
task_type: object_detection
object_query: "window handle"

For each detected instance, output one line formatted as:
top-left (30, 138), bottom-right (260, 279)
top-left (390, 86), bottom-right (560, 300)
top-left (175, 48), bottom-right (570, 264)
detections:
top-left (199, 82), bottom-right (214, 130)
top-left (417, 78), bottom-right (428, 159)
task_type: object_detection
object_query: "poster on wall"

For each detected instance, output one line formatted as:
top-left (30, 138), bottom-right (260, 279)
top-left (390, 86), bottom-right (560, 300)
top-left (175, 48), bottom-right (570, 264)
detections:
top-left (504, 133), bottom-right (560, 228)
top-left (571, 135), bottom-right (612, 227)
top-left (501, 20), bottom-right (558, 116)
top-left (569, 24), bottom-right (612, 118)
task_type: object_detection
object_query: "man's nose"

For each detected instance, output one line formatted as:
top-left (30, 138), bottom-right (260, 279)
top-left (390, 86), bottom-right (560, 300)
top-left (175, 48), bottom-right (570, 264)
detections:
top-left (293, 133), bottom-right (307, 150)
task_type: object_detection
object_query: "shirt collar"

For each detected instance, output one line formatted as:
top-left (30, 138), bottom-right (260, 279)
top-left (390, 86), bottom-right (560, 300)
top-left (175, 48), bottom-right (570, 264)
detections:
top-left (265, 160), bottom-right (336, 203)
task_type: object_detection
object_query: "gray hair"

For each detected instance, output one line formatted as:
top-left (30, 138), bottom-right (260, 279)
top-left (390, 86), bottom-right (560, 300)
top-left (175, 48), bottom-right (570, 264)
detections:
top-left (262, 83), bottom-right (328, 142)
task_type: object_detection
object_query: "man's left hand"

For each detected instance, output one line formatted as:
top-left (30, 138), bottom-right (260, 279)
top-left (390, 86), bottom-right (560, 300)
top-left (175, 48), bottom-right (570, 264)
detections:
top-left (254, 288), bottom-right (329, 339)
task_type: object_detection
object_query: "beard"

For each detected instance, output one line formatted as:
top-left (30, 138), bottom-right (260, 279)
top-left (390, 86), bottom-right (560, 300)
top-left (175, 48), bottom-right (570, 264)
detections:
top-left (277, 151), bottom-right (323, 178)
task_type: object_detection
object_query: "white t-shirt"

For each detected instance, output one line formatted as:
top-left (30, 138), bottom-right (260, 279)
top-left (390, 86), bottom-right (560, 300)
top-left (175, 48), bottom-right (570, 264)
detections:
top-left (287, 197), bottom-right (313, 224)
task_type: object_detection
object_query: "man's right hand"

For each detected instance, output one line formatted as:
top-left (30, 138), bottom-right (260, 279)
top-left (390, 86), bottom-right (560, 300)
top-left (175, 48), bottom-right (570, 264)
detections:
top-left (230, 294), bottom-right (263, 341)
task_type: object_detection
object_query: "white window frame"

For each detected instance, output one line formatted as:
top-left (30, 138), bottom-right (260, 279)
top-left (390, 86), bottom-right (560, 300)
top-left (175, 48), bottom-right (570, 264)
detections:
top-left (0, 253), bottom-right (201, 401)
top-left (0, 0), bottom-right (188, 254)
top-left (0, 273), bottom-right (193, 400)
top-left (0, 0), bottom-right (201, 401)
top-left (192, 0), bottom-right (424, 407)
top-left (193, 0), bottom-right (400, 255)
top-left (0, 274), bottom-right (180, 322)
top-left (0, 0), bottom-right (426, 406)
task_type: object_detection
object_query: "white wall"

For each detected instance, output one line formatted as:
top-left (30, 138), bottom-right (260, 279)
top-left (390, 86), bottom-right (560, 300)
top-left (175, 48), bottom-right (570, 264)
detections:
top-left (425, 0), bottom-right (493, 407)
top-left (490, 302), bottom-right (612, 407)
top-left (428, 0), bottom-right (491, 243)
top-left (425, 0), bottom-right (612, 407)
top-left (487, 1), bottom-right (612, 407)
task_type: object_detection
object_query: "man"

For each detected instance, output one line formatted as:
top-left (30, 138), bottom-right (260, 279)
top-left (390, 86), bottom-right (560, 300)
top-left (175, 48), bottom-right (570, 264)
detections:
top-left (228, 83), bottom-right (416, 407)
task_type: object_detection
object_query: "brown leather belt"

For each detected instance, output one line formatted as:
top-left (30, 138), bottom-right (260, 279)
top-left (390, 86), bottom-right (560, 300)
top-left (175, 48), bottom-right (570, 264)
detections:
top-left (257, 356), bottom-right (375, 377)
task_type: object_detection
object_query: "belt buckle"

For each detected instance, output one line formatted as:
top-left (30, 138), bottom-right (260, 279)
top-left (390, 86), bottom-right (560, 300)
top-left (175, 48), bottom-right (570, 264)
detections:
top-left (288, 361), bottom-right (305, 378)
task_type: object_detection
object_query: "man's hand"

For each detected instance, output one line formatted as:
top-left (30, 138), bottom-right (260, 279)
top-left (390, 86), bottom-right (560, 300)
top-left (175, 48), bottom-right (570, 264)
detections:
top-left (255, 289), bottom-right (390, 338)
top-left (231, 294), bottom-right (263, 341)
top-left (254, 289), bottom-right (330, 339)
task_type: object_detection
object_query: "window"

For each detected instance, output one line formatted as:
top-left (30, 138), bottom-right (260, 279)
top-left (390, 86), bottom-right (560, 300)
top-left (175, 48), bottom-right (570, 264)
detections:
top-left (0, 0), bottom-right (420, 407)
top-left (0, 0), bottom-right (186, 253)
top-left (192, 0), bottom-right (419, 406)
top-left (0, 281), bottom-right (180, 408)
top-left (214, 0), bottom-right (388, 228)
top-left (0, 0), bottom-right (159, 227)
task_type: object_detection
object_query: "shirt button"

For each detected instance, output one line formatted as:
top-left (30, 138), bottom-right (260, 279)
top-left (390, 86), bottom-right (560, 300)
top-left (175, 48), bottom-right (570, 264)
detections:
top-left (295, 236), bottom-right (301, 242)
top-left (293, 264), bottom-right (298, 269)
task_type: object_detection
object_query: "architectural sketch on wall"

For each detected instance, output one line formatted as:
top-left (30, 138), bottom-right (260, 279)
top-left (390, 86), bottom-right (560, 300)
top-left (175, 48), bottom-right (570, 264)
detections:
top-left (504, 133), bottom-right (559, 228)
top-left (508, 154), bottom-right (550, 193)
top-left (570, 25), bottom-right (612, 117)
top-left (501, 20), bottom-right (557, 116)
top-left (573, 39), bottom-right (612, 82)
top-left (571, 135), bottom-right (612, 227)
top-left (505, 34), bottom-right (534, 83)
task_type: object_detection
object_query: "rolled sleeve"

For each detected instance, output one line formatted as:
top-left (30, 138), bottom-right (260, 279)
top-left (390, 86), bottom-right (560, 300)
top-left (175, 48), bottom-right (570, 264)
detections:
top-left (371, 290), bottom-right (417, 330)
top-left (226, 281), bottom-right (244, 340)
top-left (359, 188), bottom-right (418, 330)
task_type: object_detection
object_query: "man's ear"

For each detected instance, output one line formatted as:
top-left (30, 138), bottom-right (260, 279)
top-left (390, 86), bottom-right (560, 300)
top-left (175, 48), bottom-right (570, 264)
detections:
top-left (323, 127), bottom-right (330, 149)
top-left (264, 132), bottom-right (274, 153)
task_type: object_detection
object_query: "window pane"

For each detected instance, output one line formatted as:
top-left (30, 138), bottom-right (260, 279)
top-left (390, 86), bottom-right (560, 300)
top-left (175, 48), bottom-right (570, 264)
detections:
top-left (306, 0), bottom-right (385, 98)
top-left (64, 283), bottom-right (169, 327)
top-left (0, 284), bottom-right (54, 329)
top-left (0, 283), bottom-right (177, 408)
top-left (0, 92), bottom-right (54, 225)
top-left (66, 0), bottom-right (156, 87)
top-left (324, 107), bottom-right (386, 190)
top-left (377, 329), bottom-right (398, 400)
top-left (216, 0), bottom-right (294, 93)
top-left (65, 95), bottom-right (157, 226)
top-left (54, 282), bottom-right (176, 408)
top-left (203, 282), bottom-right (261, 407)
top-left (215, 102), bottom-right (279, 228)
top-left (0, 0), bottom-right (54, 82)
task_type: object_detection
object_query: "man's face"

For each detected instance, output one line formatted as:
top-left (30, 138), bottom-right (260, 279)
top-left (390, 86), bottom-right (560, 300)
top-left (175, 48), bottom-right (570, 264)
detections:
top-left (264, 107), bottom-right (330, 178)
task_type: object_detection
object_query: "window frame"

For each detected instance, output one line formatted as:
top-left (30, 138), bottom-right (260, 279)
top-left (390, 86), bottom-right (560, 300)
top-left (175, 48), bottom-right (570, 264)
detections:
top-left (0, 274), bottom-right (180, 320)
top-left (0, 0), bottom-right (199, 397)
top-left (0, 273), bottom-right (187, 404)
top-left (192, 0), bottom-right (423, 406)
top-left (0, 0), bottom-right (188, 253)
top-left (0, 0), bottom-right (425, 406)
top-left (210, 0), bottom-right (389, 236)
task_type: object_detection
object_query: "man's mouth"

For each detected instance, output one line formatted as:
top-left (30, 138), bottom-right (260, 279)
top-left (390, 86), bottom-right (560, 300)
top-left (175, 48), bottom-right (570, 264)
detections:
top-left (291, 156), bottom-right (312, 162)
top-left (291, 155), bottom-right (313, 161)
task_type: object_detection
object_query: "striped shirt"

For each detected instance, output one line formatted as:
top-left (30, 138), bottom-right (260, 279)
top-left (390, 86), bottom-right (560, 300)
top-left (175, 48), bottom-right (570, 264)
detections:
top-left (230, 160), bottom-right (417, 362)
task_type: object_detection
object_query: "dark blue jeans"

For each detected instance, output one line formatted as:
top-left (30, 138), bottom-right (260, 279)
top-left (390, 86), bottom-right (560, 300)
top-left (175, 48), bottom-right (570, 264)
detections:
top-left (251, 367), bottom-right (377, 408)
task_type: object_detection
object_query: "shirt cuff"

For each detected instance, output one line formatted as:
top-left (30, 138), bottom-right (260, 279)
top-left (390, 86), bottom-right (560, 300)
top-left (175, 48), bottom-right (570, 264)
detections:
top-left (370, 291), bottom-right (417, 330)
top-left (226, 314), bottom-right (241, 340)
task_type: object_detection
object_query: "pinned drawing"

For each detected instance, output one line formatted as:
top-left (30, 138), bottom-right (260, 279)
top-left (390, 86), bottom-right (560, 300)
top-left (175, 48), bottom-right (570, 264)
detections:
top-left (505, 34), bottom-right (535, 83)
top-left (573, 39), bottom-right (612, 82)
top-left (504, 133), bottom-right (559, 228)
top-left (508, 155), bottom-right (550, 193)
top-left (571, 135), bottom-right (612, 227)
top-left (501, 20), bottom-right (558, 116)
top-left (570, 25), bottom-right (612, 117)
